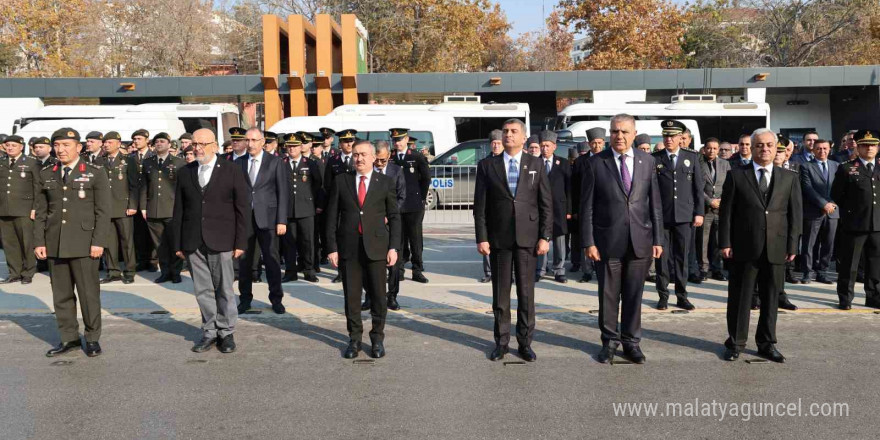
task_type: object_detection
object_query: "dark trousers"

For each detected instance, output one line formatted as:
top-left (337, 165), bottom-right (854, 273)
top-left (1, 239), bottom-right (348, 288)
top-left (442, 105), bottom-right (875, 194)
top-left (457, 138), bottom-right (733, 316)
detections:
top-left (0, 215), bottom-right (35, 279)
top-left (836, 230), bottom-right (880, 306)
top-left (489, 247), bottom-right (536, 347)
top-left (656, 222), bottom-right (692, 300)
top-left (387, 233), bottom-right (404, 295)
top-left (401, 210), bottom-right (425, 273)
top-left (239, 222), bottom-right (283, 305)
top-left (283, 216), bottom-right (315, 275)
top-left (699, 212), bottom-right (722, 274)
top-left (726, 254), bottom-right (782, 352)
top-left (49, 257), bottom-right (101, 343)
top-left (314, 211), bottom-right (326, 269)
top-left (801, 216), bottom-right (837, 279)
top-left (341, 237), bottom-right (387, 343)
top-left (133, 213), bottom-right (154, 267)
top-left (105, 216), bottom-right (135, 278)
top-left (147, 218), bottom-right (183, 277)
top-left (596, 244), bottom-right (651, 347)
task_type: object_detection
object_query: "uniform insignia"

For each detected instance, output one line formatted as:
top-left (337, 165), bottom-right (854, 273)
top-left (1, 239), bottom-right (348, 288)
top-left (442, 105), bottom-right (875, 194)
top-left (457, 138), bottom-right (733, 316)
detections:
top-left (657, 164), bottom-right (664, 170)
top-left (684, 159), bottom-right (691, 167)
top-left (555, 160), bottom-right (560, 165)
top-left (67, 131), bottom-right (74, 137)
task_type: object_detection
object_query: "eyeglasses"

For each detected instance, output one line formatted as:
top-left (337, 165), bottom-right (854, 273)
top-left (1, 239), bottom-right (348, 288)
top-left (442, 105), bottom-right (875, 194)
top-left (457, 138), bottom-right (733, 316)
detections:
top-left (192, 142), bottom-right (216, 149)
top-left (246, 138), bottom-right (264, 144)
top-left (375, 158), bottom-right (389, 164)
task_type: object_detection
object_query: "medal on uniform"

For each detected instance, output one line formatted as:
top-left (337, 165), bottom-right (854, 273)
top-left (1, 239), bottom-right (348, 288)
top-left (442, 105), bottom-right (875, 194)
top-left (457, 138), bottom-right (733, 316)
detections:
top-left (410, 167), bottom-right (414, 173)
top-left (20, 171), bottom-right (25, 178)
top-left (118, 172), bottom-right (124, 180)
top-left (78, 183), bottom-right (86, 199)
top-left (302, 174), bottom-right (308, 182)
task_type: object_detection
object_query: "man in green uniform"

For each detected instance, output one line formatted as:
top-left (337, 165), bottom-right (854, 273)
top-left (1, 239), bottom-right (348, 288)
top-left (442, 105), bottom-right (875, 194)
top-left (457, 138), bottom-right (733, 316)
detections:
top-left (98, 131), bottom-right (139, 284)
top-left (35, 128), bottom-right (111, 357)
top-left (139, 132), bottom-right (186, 283)
top-left (0, 135), bottom-right (41, 284)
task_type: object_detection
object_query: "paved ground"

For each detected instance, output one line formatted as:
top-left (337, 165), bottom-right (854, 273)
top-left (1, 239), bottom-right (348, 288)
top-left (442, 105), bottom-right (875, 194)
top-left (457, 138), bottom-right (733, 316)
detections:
top-left (2, 227), bottom-right (879, 439)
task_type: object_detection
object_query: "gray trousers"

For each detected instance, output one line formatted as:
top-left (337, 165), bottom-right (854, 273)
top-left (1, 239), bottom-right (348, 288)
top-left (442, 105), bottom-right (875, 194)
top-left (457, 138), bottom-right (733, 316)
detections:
top-left (537, 235), bottom-right (567, 277)
top-left (188, 247), bottom-right (236, 338)
top-left (801, 216), bottom-right (837, 278)
top-left (700, 211), bottom-right (722, 274)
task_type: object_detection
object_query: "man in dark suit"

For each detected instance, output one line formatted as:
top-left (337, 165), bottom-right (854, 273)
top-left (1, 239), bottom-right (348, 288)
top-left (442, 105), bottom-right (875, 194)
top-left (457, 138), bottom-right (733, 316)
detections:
top-left (719, 128), bottom-right (802, 363)
top-left (799, 139), bottom-right (838, 285)
top-left (281, 134), bottom-right (322, 283)
top-left (474, 118), bottom-right (553, 362)
top-left (699, 138), bottom-right (730, 281)
top-left (172, 128), bottom-right (250, 353)
top-left (235, 128), bottom-right (289, 314)
top-left (790, 130), bottom-right (818, 165)
top-left (365, 142), bottom-right (406, 311)
top-left (831, 129), bottom-right (880, 310)
top-left (325, 140), bottom-right (401, 359)
top-left (324, 129), bottom-right (357, 283)
top-left (727, 133), bottom-right (753, 168)
top-left (580, 114), bottom-right (663, 364)
top-left (390, 128), bottom-right (431, 284)
top-left (535, 130), bottom-right (571, 284)
top-left (570, 130), bottom-right (605, 283)
top-left (479, 130), bottom-right (505, 283)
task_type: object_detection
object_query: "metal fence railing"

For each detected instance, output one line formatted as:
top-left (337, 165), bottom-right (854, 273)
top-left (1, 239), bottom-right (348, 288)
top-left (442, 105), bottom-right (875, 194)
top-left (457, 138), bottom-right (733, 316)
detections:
top-left (424, 165), bottom-right (477, 225)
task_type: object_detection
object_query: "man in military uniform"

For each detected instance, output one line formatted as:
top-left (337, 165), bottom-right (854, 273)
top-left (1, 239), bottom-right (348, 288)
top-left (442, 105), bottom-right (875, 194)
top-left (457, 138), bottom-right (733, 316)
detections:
top-left (35, 128), bottom-right (111, 357)
top-left (652, 120), bottom-right (704, 310)
top-left (263, 131), bottom-right (280, 156)
top-left (31, 137), bottom-right (55, 167)
top-left (311, 132), bottom-right (330, 269)
top-left (128, 129), bottom-right (156, 272)
top-left (296, 131), bottom-right (314, 155)
top-left (140, 132), bottom-right (186, 283)
top-left (390, 128), bottom-right (430, 284)
top-left (324, 129), bottom-right (357, 283)
top-left (224, 127), bottom-right (248, 161)
top-left (0, 135), bottom-right (41, 284)
top-left (318, 127), bottom-right (335, 160)
top-left (831, 129), bottom-right (880, 310)
top-left (98, 131), bottom-right (138, 284)
top-left (179, 133), bottom-right (193, 150)
top-left (281, 134), bottom-right (323, 283)
top-left (777, 135), bottom-right (804, 290)
top-left (82, 131), bottom-right (104, 163)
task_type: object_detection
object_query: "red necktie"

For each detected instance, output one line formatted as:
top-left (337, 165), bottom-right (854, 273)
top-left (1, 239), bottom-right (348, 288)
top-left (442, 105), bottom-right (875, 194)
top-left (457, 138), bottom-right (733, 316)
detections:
top-left (358, 175), bottom-right (366, 234)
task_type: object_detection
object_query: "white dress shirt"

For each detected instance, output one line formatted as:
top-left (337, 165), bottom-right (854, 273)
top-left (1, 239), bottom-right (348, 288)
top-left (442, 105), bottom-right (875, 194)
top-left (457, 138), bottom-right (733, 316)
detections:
top-left (199, 155), bottom-right (217, 186)
top-left (666, 148), bottom-right (680, 167)
top-left (355, 169), bottom-right (373, 195)
top-left (502, 149), bottom-right (524, 182)
top-left (859, 157), bottom-right (876, 168)
top-left (753, 161), bottom-right (773, 185)
top-left (248, 150), bottom-right (264, 183)
top-left (612, 148), bottom-right (635, 179)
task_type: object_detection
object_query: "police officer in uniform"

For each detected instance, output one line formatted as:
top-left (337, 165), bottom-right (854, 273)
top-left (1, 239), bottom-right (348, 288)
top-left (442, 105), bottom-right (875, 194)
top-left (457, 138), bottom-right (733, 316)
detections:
top-left (0, 135), bottom-right (40, 284)
top-left (281, 134), bottom-right (323, 283)
top-left (324, 129), bottom-right (357, 283)
top-left (35, 128), bottom-right (111, 357)
top-left (98, 131), bottom-right (138, 284)
top-left (129, 128), bottom-right (156, 272)
top-left (140, 132), bottom-right (186, 283)
top-left (831, 129), bottom-right (880, 310)
top-left (390, 128), bottom-right (430, 283)
top-left (652, 120), bottom-right (704, 310)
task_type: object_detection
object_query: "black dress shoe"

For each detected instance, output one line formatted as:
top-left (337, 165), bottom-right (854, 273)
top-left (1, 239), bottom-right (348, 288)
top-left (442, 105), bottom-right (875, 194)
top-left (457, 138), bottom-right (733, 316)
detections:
top-left (219, 335), bottom-right (236, 353)
top-left (489, 345), bottom-right (509, 361)
top-left (518, 345), bottom-right (537, 362)
top-left (723, 348), bottom-right (740, 361)
top-left (479, 275), bottom-right (492, 283)
top-left (361, 299), bottom-right (372, 311)
top-left (624, 346), bottom-right (646, 364)
top-left (534, 274), bottom-right (542, 283)
top-left (555, 275), bottom-right (568, 284)
top-left (387, 296), bottom-right (400, 311)
top-left (147, 264), bottom-right (159, 273)
top-left (710, 271), bottom-right (728, 281)
top-left (688, 275), bottom-right (703, 284)
top-left (412, 272), bottom-right (429, 283)
top-left (597, 342), bottom-right (619, 364)
top-left (123, 276), bottom-right (135, 284)
top-left (839, 303), bottom-right (852, 310)
top-left (154, 274), bottom-right (171, 283)
top-left (303, 273), bottom-right (318, 282)
top-left (271, 303), bottom-right (286, 314)
top-left (21, 277), bottom-right (32, 284)
top-left (646, 274), bottom-right (657, 283)
top-left (236, 301), bottom-right (252, 314)
top-left (371, 341), bottom-right (385, 359)
top-left (343, 340), bottom-right (360, 359)
top-left (171, 275), bottom-right (183, 284)
top-left (192, 336), bottom-right (216, 353)
top-left (799, 277), bottom-right (811, 284)
top-left (282, 272), bottom-right (298, 282)
top-left (253, 276), bottom-right (263, 283)
top-left (779, 298), bottom-right (798, 311)
top-left (757, 346), bottom-right (785, 363)
top-left (85, 341), bottom-right (102, 357)
top-left (0, 277), bottom-right (22, 284)
top-left (751, 296), bottom-right (761, 310)
top-left (315, 267), bottom-right (322, 273)
top-left (785, 274), bottom-right (801, 284)
top-left (46, 340), bottom-right (82, 357)
top-left (656, 298), bottom-right (668, 310)
top-left (866, 300), bottom-right (880, 309)
top-left (332, 274), bottom-right (342, 283)
top-left (579, 273), bottom-right (592, 283)
top-left (676, 298), bottom-right (696, 311)
top-left (569, 264), bottom-right (580, 272)
top-left (815, 275), bottom-right (833, 284)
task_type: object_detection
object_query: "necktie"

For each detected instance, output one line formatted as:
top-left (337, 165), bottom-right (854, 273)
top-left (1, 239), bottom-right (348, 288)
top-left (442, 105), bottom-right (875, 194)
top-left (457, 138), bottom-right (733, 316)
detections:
top-left (758, 168), bottom-right (769, 196)
top-left (670, 153), bottom-right (676, 168)
top-left (198, 164), bottom-right (209, 187)
top-left (619, 154), bottom-right (632, 195)
top-left (63, 166), bottom-right (71, 184)
top-left (158, 158), bottom-right (163, 167)
top-left (399, 153), bottom-right (404, 162)
top-left (9, 158), bottom-right (14, 167)
top-left (249, 158), bottom-right (258, 185)
top-left (358, 175), bottom-right (367, 234)
top-left (709, 160), bottom-right (716, 182)
top-left (821, 162), bottom-right (828, 181)
top-left (344, 156), bottom-right (350, 168)
top-left (507, 158), bottom-right (519, 196)
top-left (545, 159), bottom-right (551, 175)
top-left (869, 163), bottom-right (875, 174)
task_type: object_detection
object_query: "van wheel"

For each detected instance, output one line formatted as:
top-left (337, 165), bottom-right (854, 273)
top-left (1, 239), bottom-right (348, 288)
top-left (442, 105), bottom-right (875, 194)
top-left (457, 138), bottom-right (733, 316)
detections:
top-left (425, 189), bottom-right (438, 210)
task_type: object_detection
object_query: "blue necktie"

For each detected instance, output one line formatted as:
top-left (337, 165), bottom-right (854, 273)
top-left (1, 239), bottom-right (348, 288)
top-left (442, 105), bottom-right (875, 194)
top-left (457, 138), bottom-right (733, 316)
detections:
top-left (508, 158), bottom-right (518, 196)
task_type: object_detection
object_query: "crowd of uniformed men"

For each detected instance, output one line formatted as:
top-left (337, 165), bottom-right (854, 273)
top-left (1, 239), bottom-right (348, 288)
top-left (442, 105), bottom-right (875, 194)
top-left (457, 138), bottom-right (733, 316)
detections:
top-left (0, 117), bottom-right (877, 361)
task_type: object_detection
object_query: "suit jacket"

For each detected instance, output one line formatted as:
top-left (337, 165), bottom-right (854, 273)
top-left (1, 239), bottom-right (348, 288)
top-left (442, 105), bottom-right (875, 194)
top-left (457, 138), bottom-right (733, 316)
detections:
top-left (0, 155), bottom-right (41, 217)
top-left (97, 154), bottom-right (139, 218)
top-left (139, 154), bottom-right (186, 219)
top-left (235, 152), bottom-right (289, 230)
top-left (800, 160), bottom-right (839, 220)
top-left (727, 153), bottom-right (753, 169)
top-left (283, 155), bottom-right (323, 219)
top-left (652, 149), bottom-right (705, 224)
top-left (579, 149), bottom-right (663, 259)
top-left (323, 153), bottom-right (354, 195)
top-left (473, 152), bottom-right (553, 250)
top-left (569, 153), bottom-right (590, 230)
top-left (377, 162), bottom-right (407, 211)
top-left (718, 166), bottom-right (803, 264)
top-left (391, 150), bottom-right (431, 213)
top-left (543, 156), bottom-right (571, 237)
top-left (789, 151), bottom-right (814, 165)
top-left (324, 172), bottom-right (401, 261)
top-left (700, 155), bottom-right (731, 215)
top-left (831, 158), bottom-right (880, 233)
top-left (171, 159), bottom-right (250, 253)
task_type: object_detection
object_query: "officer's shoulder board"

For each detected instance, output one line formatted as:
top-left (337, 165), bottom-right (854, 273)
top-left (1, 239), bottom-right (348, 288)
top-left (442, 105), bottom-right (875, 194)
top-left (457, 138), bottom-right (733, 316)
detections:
top-left (86, 162), bottom-right (104, 171)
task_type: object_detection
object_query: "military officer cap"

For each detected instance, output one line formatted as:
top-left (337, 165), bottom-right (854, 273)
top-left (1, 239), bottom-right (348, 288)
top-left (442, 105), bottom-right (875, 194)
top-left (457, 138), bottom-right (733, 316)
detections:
top-left (0, 134), bottom-right (6, 143)
top-left (228, 127), bottom-right (246, 140)
top-left (295, 131), bottom-right (314, 143)
top-left (539, 130), bottom-right (557, 144)
top-left (634, 133), bottom-right (652, 147)
top-left (264, 131), bottom-right (278, 143)
top-left (51, 127), bottom-right (81, 142)
top-left (389, 128), bottom-right (409, 140)
top-left (312, 133), bottom-right (325, 143)
top-left (337, 129), bottom-right (357, 141)
top-left (285, 133), bottom-right (302, 146)
top-left (4, 135), bottom-right (24, 145)
top-left (179, 133), bottom-right (193, 141)
top-left (586, 127), bottom-right (606, 142)
top-left (660, 120), bottom-right (687, 136)
top-left (28, 137), bottom-right (37, 146)
top-left (776, 133), bottom-right (791, 148)
top-left (854, 129), bottom-right (880, 145)
top-left (319, 127), bottom-right (336, 138)
top-left (85, 131), bottom-right (104, 141)
top-left (527, 134), bottom-right (540, 146)
top-left (408, 136), bottom-right (419, 145)
top-left (577, 141), bottom-right (590, 153)
top-left (34, 136), bottom-right (51, 146)
top-left (776, 143), bottom-right (787, 153)
top-left (489, 129), bottom-right (503, 142)
top-left (104, 131), bottom-right (122, 141)
top-left (131, 128), bottom-right (149, 139)
top-left (152, 132), bottom-right (171, 142)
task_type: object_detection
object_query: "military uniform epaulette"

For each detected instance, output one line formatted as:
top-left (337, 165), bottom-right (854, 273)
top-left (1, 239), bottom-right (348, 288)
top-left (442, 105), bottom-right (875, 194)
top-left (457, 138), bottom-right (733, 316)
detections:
top-left (41, 163), bottom-right (54, 171)
top-left (842, 158), bottom-right (856, 165)
top-left (778, 166), bottom-right (798, 175)
top-left (682, 148), bottom-right (698, 154)
top-left (86, 161), bottom-right (104, 170)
